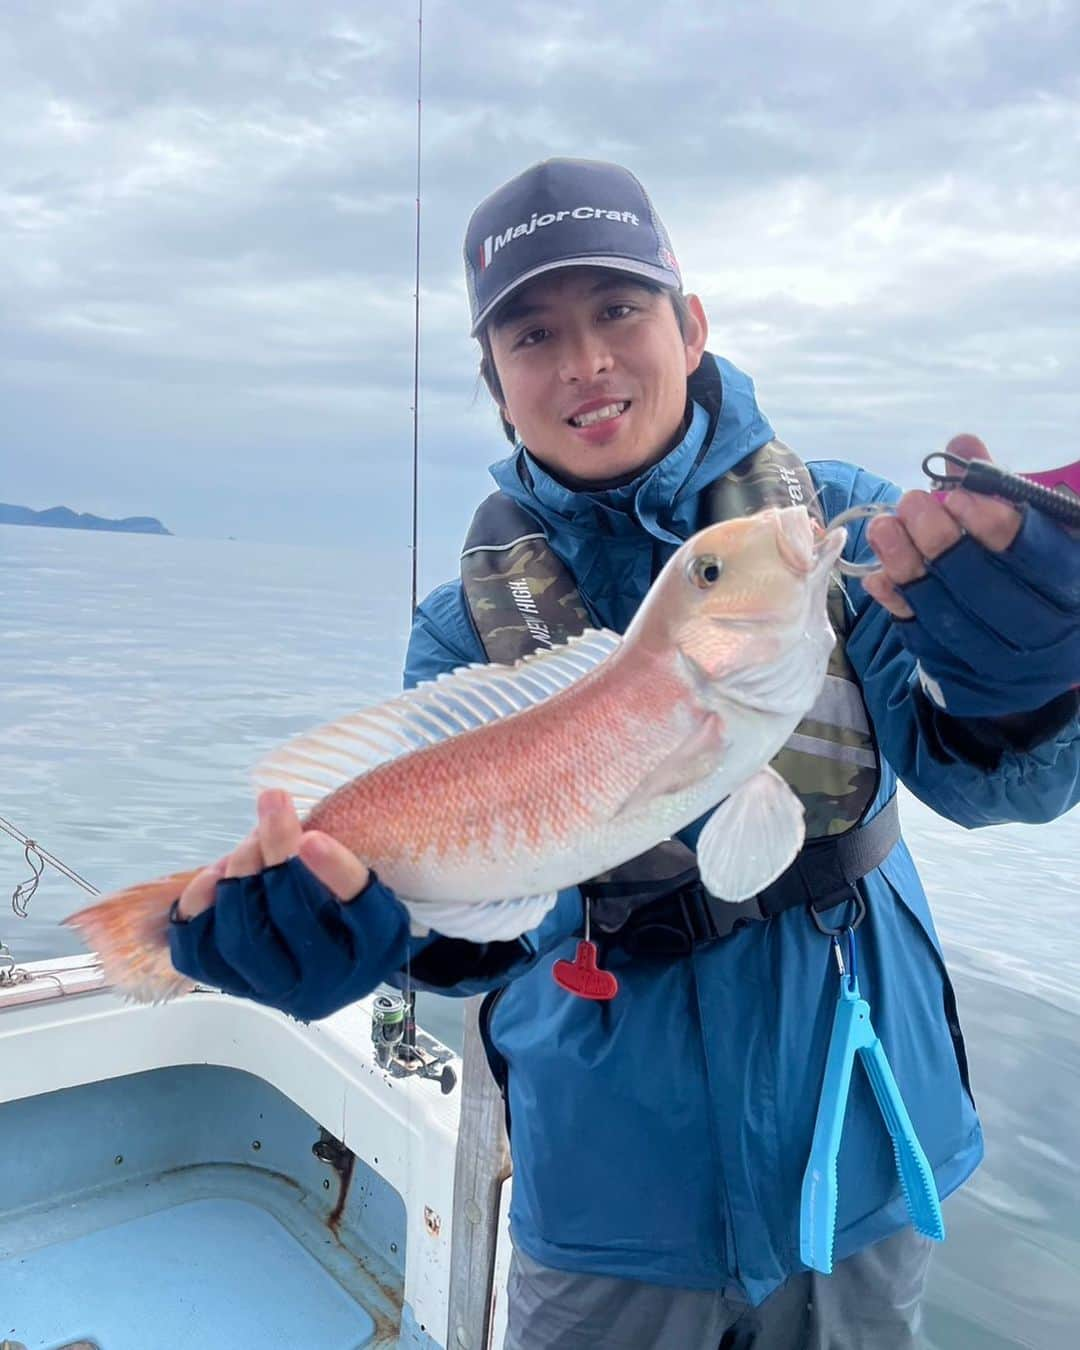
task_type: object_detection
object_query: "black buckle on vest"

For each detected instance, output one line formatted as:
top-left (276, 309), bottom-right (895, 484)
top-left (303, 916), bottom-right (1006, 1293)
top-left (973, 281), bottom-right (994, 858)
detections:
top-left (600, 797), bottom-right (899, 959)
top-left (612, 883), bottom-right (765, 959)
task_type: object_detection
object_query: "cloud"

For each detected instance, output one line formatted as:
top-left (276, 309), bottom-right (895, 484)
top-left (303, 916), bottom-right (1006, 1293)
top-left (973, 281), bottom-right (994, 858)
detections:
top-left (1, 0), bottom-right (1077, 559)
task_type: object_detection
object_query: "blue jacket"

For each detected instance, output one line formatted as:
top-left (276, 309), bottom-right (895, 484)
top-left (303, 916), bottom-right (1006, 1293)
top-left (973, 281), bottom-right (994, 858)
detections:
top-left (398, 355), bottom-right (1080, 1304)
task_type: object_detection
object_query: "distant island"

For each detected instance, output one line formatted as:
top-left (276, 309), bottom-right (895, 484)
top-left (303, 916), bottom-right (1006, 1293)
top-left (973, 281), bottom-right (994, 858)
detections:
top-left (0, 503), bottom-right (172, 536)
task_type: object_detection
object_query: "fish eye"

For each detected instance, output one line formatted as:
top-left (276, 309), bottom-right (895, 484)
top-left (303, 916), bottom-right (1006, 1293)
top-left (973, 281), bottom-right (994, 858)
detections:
top-left (688, 554), bottom-right (723, 588)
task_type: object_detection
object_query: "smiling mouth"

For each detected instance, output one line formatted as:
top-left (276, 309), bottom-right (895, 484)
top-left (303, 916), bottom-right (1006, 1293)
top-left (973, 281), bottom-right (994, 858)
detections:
top-left (567, 400), bottom-right (630, 428)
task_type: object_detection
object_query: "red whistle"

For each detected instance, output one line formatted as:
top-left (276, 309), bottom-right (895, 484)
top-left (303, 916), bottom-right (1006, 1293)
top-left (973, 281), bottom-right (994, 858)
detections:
top-left (552, 940), bottom-right (619, 1001)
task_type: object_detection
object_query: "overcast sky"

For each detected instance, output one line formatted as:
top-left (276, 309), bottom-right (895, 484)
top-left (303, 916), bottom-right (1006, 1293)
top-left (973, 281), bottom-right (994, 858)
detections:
top-left (2, 0), bottom-right (1077, 588)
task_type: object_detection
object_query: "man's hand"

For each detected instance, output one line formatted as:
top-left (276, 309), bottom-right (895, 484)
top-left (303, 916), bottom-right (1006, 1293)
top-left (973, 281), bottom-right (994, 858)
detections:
top-left (862, 435), bottom-right (1021, 618)
top-left (858, 434), bottom-right (1079, 720)
top-left (168, 790), bottom-right (407, 1021)
top-left (176, 789), bottom-right (370, 918)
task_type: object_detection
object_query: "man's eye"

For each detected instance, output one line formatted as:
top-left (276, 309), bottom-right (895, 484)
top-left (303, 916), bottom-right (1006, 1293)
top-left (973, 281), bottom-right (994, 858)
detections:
top-left (603, 304), bottom-right (635, 320)
top-left (517, 328), bottom-right (549, 348)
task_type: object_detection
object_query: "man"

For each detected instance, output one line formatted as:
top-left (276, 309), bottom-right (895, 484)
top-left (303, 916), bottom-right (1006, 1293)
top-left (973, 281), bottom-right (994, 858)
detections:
top-left (171, 159), bottom-right (1080, 1348)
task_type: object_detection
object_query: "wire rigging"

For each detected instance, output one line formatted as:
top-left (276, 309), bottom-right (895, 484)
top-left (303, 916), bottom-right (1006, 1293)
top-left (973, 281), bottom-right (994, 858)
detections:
top-left (0, 813), bottom-right (101, 911)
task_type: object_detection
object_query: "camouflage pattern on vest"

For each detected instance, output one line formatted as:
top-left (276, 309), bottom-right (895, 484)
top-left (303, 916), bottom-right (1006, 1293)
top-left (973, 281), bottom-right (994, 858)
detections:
top-left (461, 441), bottom-right (879, 840)
top-left (461, 496), bottom-right (592, 666)
top-left (703, 442), bottom-right (879, 837)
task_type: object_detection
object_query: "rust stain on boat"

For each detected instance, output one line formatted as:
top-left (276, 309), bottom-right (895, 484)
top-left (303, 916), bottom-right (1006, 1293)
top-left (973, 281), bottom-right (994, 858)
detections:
top-left (327, 1148), bottom-right (357, 1237)
top-left (319, 1142), bottom-right (403, 1345)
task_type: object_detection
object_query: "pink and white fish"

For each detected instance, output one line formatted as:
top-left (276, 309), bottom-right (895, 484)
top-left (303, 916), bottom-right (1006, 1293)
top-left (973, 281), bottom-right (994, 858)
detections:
top-left (66, 505), bottom-right (846, 1001)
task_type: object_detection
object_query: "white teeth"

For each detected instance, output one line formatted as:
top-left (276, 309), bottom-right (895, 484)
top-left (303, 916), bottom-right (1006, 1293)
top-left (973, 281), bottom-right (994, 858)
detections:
top-left (570, 401), bottom-right (628, 428)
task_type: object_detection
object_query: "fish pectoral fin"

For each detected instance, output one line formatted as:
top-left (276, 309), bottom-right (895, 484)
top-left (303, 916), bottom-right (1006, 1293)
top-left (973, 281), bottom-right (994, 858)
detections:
top-left (614, 714), bottom-right (728, 818)
top-left (695, 766), bottom-right (805, 902)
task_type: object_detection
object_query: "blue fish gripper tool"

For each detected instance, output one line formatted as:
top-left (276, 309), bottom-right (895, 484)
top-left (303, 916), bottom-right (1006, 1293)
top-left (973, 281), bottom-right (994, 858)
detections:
top-left (799, 928), bottom-right (946, 1273)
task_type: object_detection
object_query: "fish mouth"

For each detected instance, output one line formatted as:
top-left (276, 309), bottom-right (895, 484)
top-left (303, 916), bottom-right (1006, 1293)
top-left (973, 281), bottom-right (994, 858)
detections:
top-left (812, 523), bottom-right (848, 572)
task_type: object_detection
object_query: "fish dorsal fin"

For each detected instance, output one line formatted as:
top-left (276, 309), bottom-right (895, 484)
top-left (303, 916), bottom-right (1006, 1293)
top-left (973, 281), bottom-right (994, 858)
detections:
top-left (253, 628), bottom-right (622, 815)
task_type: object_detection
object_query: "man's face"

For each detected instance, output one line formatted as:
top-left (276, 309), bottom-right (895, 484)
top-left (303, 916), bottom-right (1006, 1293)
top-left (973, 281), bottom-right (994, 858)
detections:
top-left (486, 268), bottom-right (708, 486)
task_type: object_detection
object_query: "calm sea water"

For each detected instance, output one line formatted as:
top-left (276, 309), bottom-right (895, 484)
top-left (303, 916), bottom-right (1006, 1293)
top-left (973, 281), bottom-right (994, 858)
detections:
top-left (2, 523), bottom-right (1078, 1348)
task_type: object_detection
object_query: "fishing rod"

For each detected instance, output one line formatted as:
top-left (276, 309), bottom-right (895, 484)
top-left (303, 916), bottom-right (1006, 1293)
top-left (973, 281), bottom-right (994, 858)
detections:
top-left (409, 0), bottom-right (424, 618)
top-left (402, 0), bottom-right (424, 1056)
top-left (368, 0), bottom-right (461, 1094)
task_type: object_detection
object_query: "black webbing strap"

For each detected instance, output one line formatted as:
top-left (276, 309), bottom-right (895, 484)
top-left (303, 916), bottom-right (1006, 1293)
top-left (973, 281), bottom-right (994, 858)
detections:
top-left (759, 793), bottom-right (900, 916)
top-left (606, 795), bottom-right (901, 959)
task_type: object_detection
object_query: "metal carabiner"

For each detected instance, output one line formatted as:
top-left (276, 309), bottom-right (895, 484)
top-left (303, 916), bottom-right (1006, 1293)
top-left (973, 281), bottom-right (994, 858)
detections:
top-left (922, 451), bottom-right (972, 489)
top-left (811, 890), bottom-right (867, 935)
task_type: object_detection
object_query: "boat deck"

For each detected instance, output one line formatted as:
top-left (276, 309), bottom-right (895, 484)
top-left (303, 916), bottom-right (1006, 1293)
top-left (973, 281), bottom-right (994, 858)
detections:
top-left (0, 973), bottom-right (462, 1350)
top-left (0, 1062), bottom-right (405, 1349)
top-left (2, 1174), bottom-right (390, 1348)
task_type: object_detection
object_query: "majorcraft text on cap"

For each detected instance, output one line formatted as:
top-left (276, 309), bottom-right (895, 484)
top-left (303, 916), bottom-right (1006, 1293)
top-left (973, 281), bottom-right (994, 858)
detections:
top-left (464, 158), bottom-right (682, 336)
top-left (478, 206), bottom-right (643, 272)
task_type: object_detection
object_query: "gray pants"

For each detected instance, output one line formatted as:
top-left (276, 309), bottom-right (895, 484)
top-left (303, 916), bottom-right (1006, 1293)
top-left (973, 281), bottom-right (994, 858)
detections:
top-left (504, 1228), bottom-right (933, 1350)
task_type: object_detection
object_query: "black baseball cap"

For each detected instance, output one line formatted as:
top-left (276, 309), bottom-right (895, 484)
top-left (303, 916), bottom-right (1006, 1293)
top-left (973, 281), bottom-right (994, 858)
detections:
top-left (464, 158), bottom-right (682, 336)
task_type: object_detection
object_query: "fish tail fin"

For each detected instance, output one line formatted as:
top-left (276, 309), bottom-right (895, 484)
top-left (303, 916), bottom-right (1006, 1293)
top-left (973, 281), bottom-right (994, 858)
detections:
top-left (63, 866), bottom-right (205, 1004)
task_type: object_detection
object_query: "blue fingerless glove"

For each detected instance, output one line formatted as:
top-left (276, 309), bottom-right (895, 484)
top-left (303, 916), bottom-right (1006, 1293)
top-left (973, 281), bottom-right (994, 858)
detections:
top-left (168, 857), bottom-right (411, 1022)
top-left (894, 506), bottom-right (1080, 719)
